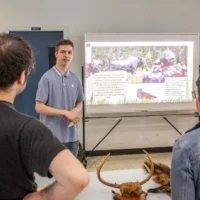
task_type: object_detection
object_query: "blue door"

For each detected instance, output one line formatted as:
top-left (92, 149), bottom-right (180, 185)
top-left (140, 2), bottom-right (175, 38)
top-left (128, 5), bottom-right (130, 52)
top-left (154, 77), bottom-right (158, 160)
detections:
top-left (9, 31), bottom-right (63, 119)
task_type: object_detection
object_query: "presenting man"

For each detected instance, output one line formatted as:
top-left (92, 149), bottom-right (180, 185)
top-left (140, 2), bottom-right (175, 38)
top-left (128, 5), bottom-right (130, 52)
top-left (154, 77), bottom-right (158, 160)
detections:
top-left (35, 39), bottom-right (84, 157)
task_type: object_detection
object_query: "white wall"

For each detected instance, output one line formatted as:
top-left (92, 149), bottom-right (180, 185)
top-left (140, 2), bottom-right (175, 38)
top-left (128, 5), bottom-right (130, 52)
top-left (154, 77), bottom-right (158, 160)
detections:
top-left (0, 0), bottom-right (199, 151)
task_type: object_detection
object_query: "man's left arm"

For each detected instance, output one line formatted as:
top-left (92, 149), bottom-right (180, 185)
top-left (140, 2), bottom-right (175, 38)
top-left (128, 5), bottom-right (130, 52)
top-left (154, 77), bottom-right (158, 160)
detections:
top-left (67, 77), bottom-right (84, 123)
top-left (74, 101), bottom-right (82, 113)
top-left (74, 76), bottom-right (84, 111)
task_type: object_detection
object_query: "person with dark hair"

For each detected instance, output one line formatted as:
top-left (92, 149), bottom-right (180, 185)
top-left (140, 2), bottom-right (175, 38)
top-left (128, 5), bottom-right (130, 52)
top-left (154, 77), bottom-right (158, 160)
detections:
top-left (35, 39), bottom-right (84, 157)
top-left (170, 75), bottom-right (200, 200)
top-left (0, 33), bottom-right (89, 200)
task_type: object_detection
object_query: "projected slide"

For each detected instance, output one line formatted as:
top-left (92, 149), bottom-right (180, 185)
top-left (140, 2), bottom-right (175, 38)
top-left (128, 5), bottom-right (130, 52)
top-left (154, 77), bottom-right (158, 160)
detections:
top-left (85, 41), bottom-right (194, 105)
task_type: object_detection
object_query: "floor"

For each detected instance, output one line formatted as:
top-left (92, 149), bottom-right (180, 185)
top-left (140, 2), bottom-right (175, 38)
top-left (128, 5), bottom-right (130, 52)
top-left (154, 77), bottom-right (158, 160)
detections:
top-left (86, 152), bottom-right (172, 172)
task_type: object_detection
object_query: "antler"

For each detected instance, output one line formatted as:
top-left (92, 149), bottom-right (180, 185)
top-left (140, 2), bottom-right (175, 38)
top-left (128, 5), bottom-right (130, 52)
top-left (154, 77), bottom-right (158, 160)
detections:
top-left (139, 150), bottom-right (154, 185)
top-left (97, 153), bottom-right (120, 188)
top-left (97, 150), bottom-right (154, 190)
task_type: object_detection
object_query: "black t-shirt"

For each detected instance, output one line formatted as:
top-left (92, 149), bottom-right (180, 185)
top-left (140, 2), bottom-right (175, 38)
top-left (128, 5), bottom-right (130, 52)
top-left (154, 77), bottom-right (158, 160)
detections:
top-left (0, 101), bottom-right (66, 200)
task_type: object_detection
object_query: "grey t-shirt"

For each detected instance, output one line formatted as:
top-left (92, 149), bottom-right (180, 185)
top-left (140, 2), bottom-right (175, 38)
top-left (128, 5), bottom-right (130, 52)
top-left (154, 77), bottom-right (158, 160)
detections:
top-left (36, 67), bottom-right (85, 143)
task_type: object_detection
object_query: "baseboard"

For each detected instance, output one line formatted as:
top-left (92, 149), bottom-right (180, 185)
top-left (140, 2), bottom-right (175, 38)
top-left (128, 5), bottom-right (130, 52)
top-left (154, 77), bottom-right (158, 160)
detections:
top-left (86, 146), bottom-right (173, 157)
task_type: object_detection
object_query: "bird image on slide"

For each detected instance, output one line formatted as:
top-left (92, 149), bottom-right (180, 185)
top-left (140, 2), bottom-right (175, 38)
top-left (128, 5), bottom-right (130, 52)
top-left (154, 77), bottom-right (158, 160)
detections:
top-left (136, 89), bottom-right (157, 101)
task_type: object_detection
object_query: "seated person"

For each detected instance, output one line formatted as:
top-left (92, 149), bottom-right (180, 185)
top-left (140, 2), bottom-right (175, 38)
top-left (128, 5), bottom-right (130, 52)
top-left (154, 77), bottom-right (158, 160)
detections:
top-left (170, 75), bottom-right (200, 200)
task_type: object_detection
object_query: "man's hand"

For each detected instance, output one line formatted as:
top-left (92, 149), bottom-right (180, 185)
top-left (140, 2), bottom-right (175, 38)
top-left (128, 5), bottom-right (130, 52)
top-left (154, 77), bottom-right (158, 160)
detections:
top-left (63, 109), bottom-right (80, 124)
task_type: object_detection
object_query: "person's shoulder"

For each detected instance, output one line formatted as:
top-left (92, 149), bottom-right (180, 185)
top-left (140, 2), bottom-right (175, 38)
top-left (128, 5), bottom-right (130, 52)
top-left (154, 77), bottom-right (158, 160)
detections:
top-left (183, 124), bottom-right (200, 141)
top-left (23, 117), bottom-right (49, 131)
top-left (41, 68), bottom-right (55, 80)
top-left (20, 116), bottom-right (59, 143)
top-left (175, 125), bottom-right (200, 152)
top-left (7, 111), bottom-right (42, 133)
top-left (69, 71), bottom-right (80, 80)
top-left (12, 109), bottom-right (34, 123)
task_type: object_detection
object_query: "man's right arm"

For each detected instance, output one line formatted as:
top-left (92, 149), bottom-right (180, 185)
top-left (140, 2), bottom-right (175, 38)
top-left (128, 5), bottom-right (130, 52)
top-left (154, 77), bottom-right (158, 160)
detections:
top-left (35, 76), bottom-right (79, 123)
top-left (22, 120), bottom-right (89, 200)
top-left (35, 101), bottom-right (66, 116)
top-left (24, 149), bottom-right (89, 200)
top-left (41, 149), bottom-right (89, 200)
top-left (35, 101), bottom-right (79, 123)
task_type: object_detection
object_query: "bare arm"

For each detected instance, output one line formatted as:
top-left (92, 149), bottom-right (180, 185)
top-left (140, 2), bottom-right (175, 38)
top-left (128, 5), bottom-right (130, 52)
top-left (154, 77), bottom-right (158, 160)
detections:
top-left (73, 101), bottom-right (82, 113)
top-left (35, 101), bottom-right (65, 117)
top-left (63, 101), bottom-right (82, 124)
top-left (24, 149), bottom-right (89, 200)
top-left (35, 101), bottom-right (79, 123)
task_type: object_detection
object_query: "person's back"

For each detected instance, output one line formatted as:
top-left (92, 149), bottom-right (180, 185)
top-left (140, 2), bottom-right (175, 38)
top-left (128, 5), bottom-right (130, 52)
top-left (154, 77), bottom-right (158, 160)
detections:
top-left (0, 102), bottom-right (36, 199)
top-left (171, 122), bottom-right (200, 200)
top-left (0, 33), bottom-right (89, 200)
top-left (0, 101), bottom-right (58, 199)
